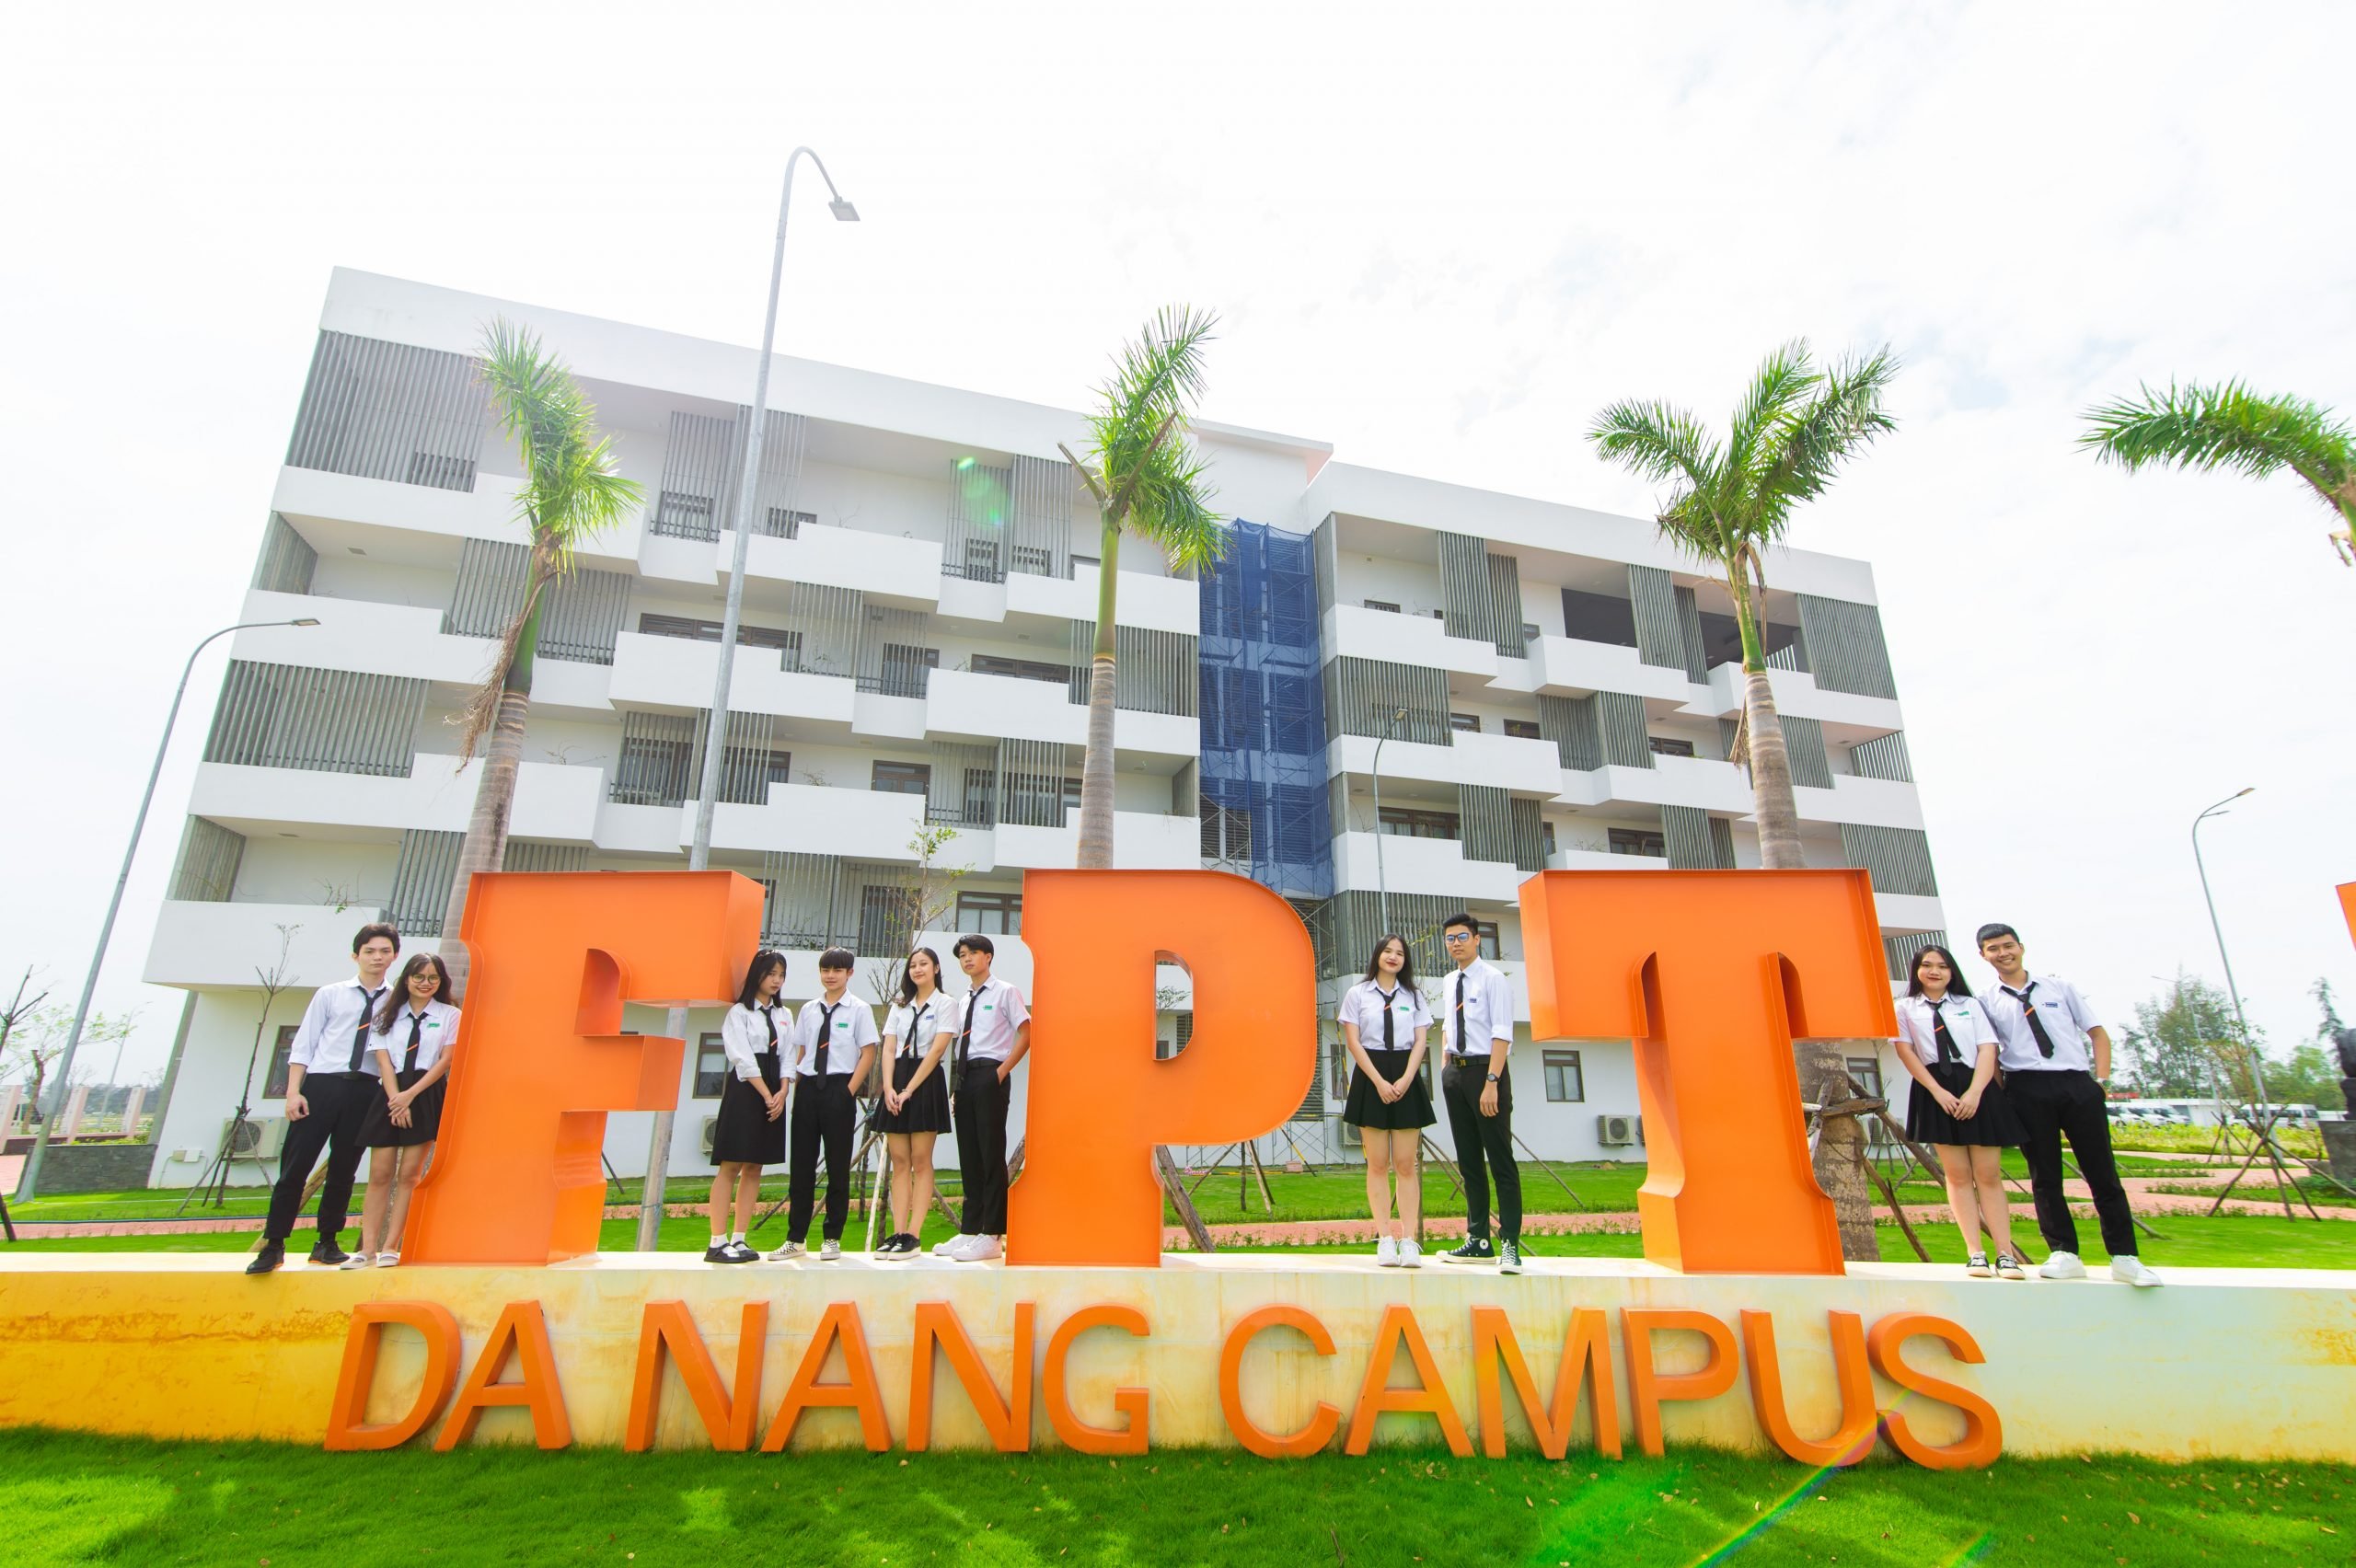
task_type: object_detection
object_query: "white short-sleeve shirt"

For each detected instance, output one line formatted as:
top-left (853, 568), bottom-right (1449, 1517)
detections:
top-left (792, 994), bottom-right (881, 1077)
top-left (1894, 993), bottom-right (1999, 1069)
top-left (1440, 960), bottom-right (1515, 1056)
top-left (368, 997), bottom-right (461, 1074)
top-left (951, 977), bottom-right (1030, 1063)
top-left (721, 1000), bottom-right (793, 1082)
top-left (884, 995), bottom-right (953, 1060)
top-left (1337, 980), bottom-right (1430, 1052)
top-left (1979, 974), bottom-right (2104, 1075)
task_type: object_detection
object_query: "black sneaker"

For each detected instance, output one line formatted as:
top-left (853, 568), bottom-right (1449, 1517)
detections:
top-left (1499, 1239), bottom-right (1524, 1274)
top-left (1439, 1239), bottom-right (1496, 1264)
top-left (246, 1239), bottom-right (286, 1275)
top-left (309, 1239), bottom-right (350, 1266)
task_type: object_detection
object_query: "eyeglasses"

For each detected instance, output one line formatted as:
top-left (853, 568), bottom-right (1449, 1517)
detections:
top-left (1443, 931), bottom-right (1475, 944)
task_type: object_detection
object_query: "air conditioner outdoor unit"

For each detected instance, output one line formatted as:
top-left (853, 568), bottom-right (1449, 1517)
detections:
top-left (1339, 1119), bottom-right (1363, 1148)
top-left (699, 1115), bottom-right (720, 1159)
top-left (1597, 1113), bottom-right (1638, 1147)
top-left (223, 1115), bottom-right (288, 1159)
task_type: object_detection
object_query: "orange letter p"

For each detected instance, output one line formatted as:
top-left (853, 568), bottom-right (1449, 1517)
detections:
top-left (1009, 870), bottom-right (1316, 1267)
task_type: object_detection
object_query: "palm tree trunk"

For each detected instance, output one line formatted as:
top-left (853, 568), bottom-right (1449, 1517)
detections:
top-left (436, 590), bottom-right (545, 995)
top-left (1074, 515), bottom-right (1122, 870)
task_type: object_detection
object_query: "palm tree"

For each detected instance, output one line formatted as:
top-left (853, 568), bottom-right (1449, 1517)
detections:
top-left (435, 321), bottom-right (641, 989)
top-left (2080, 381), bottom-right (2356, 566)
top-left (1057, 306), bottom-right (1227, 871)
top-left (1587, 340), bottom-right (1900, 1260)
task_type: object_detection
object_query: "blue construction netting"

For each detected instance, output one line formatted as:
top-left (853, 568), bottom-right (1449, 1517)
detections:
top-left (1198, 520), bottom-right (1334, 902)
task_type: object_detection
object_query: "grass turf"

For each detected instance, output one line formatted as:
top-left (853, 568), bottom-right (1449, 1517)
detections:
top-left (0, 1428), bottom-right (2347, 1566)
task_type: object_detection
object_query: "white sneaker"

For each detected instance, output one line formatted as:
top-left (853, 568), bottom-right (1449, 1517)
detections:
top-left (768, 1240), bottom-right (807, 1262)
top-left (1375, 1236), bottom-right (1400, 1267)
top-left (374, 1251), bottom-right (400, 1268)
top-left (1396, 1239), bottom-right (1422, 1270)
top-left (337, 1252), bottom-right (374, 1271)
top-left (2109, 1256), bottom-right (2164, 1288)
top-left (2039, 1250), bottom-right (2086, 1280)
top-left (956, 1235), bottom-right (1002, 1262)
top-left (933, 1234), bottom-right (975, 1259)
top-left (819, 1239), bottom-right (842, 1262)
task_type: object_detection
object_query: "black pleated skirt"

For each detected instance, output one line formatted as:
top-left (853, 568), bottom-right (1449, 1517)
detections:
top-left (871, 1054), bottom-right (952, 1134)
top-left (1903, 1059), bottom-right (2024, 1147)
top-left (710, 1051), bottom-right (785, 1166)
top-left (359, 1069), bottom-right (444, 1147)
top-left (1344, 1047), bottom-right (1437, 1131)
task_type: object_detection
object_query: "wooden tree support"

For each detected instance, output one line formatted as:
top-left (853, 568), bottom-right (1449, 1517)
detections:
top-left (1511, 1132), bottom-right (1588, 1212)
top-left (1160, 1146), bottom-right (1216, 1251)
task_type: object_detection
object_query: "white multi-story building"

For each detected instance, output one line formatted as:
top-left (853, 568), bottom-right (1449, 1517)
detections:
top-left (139, 269), bottom-right (1944, 1188)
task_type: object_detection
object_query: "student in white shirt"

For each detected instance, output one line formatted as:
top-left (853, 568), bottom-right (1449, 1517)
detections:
top-left (1975, 923), bottom-right (2160, 1287)
top-left (936, 933), bottom-right (1031, 1262)
top-left (1435, 912), bottom-right (1525, 1274)
top-left (1339, 935), bottom-right (1436, 1268)
top-left (1893, 944), bottom-right (2025, 1280)
top-left (706, 951), bottom-right (791, 1264)
top-left (248, 922), bottom-right (403, 1275)
top-left (872, 947), bottom-right (954, 1259)
top-left (347, 953), bottom-right (460, 1269)
top-left (775, 948), bottom-right (880, 1261)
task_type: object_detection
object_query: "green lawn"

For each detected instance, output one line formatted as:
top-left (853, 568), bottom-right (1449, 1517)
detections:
top-left (0, 1428), bottom-right (2346, 1566)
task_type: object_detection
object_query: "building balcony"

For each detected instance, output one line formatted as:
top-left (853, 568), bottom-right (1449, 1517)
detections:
top-left (607, 630), bottom-right (855, 723)
top-left (1703, 662), bottom-right (1901, 737)
top-left (1328, 731), bottom-right (1560, 796)
top-left (1334, 830), bottom-right (1523, 903)
top-left (1007, 564), bottom-right (1198, 637)
top-left (1530, 636), bottom-right (1700, 705)
top-left (235, 590), bottom-right (615, 710)
top-left (1324, 604), bottom-right (1499, 680)
top-left (144, 899), bottom-right (390, 990)
top-left (990, 811), bottom-right (1201, 871)
top-left (190, 757), bottom-right (607, 843)
top-left (924, 669), bottom-right (1198, 758)
top-left (1792, 775), bottom-right (1925, 831)
top-left (1555, 755), bottom-right (1753, 813)
top-left (1543, 847), bottom-right (1670, 873)
top-left (705, 781), bottom-right (930, 861)
top-left (728, 521), bottom-right (944, 606)
top-left (1875, 892), bottom-right (1946, 933)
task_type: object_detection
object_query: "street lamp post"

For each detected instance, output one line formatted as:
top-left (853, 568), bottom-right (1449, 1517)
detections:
top-left (2191, 787), bottom-right (2271, 1119)
top-left (637, 149), bottom-right (859, 1249)
top-left (17, 616), bottom-right (319, 1201)
top-left (1369, 707), bottom-right (1409, 935)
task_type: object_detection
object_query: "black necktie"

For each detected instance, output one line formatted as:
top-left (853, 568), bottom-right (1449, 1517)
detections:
top-left (813, 1004), bottom-right (836, 1076)
top-left (2006, 985), bottom-right (2056, 1058)
top-left (402, 1010), bottom-right (425, 1072)
top-left (1927, 999), bottom-right (1961, 1066)
top-left (1379, 986), bottom-right (1395, 1052)
top-left (1453, 973), bottom-right (1466, 1055)
top-left (907, 1001), bottom-right (930, 1059)
top-left (958, 987), bottom-right (983, 1075)
top-left (760, 1007), bottom-right (778, 1052)
top-left (347, 987), bottom-right (385, 1072)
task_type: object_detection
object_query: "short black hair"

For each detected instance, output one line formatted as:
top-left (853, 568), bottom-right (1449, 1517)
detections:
top-left (1975, 923), bottom-right (2019, 949)
top-left (352, 922), bottom-right (400, 954)
top-left (818, 947), bottom-right (856, 972)
top-left (953, 933), bottom-right (995, 959)
top-left (1441, 911), bottom-right (1478, 935)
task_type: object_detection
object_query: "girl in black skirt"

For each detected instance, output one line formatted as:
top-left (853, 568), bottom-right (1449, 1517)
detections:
top-left (1895, 944), bottom-right (2026, 1280)
top-left (352, 952), bottom-right (459, 1269)
top-left (706, 951), bottom-right (791, 1264)
top-left (1340, 935), bottom-right (1437, 1268)
top-left (872, 948), bottom-right (954, 1259)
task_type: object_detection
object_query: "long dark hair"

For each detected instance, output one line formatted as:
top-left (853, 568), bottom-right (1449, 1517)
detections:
top-left (1907, 944), bottom-right (1973, 998)
top-left (375, 953), bottom-right (453, 1032)
top-left (1361, 934), bottom-right (1418, 991)
top-left (896, 947), bottom-right (944, 1008)
top-left (736, 950), bottom-right (788, 1010)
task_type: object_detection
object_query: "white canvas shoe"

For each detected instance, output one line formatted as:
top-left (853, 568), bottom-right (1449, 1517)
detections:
top-left (819, 1239), bottom-right (842, 1262)
top-left (1375, 1236), bottom-right (1400, 1267)
top-left (933, 1234), bottom-right (975, 1259)
top-left (2039, 1250), bottom-right (2086, 1280)
top-left (768, 1240), bottom-right (807, 1262)
top-left (2109, 1256), bottom-right (2164, 1288)
top-left (1396, 1238), bottom-right (1422, 1269)
top-left (957, 1235), bottom-right (1002, 1262)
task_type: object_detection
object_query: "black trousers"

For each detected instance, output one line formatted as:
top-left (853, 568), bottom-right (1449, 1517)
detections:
top-left (787, 1072), bottom-right (858, 1243)
top-left (2008, 1068), bottom-right (2139, 1258)
top-left (953, 1058), bottom-right (1011, 1237)
top-left (264, 1071), bottom-right (372, 1244)
top-left (1440, 1055), bottom-right (1521, 1243)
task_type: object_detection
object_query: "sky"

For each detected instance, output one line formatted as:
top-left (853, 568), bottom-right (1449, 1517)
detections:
top-left (1, 2), bottom-right (2350, 1088)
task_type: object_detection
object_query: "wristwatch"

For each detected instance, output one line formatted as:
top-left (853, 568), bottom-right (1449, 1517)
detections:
top-left (1486, 1070), bottom-right (1502, 1083)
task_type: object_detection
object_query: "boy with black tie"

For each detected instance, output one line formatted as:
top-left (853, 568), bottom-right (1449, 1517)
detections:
top-left (936, 934), bottom-right (1031, 1262)
top-left (774, 949), bottom-right (879, 1261)
top-left (1975, 923), bottom-right (2161, 1287)
top-left (1435, 912), bottom-right (1525, 1274)
top-left (247, 923), bottom-right (402, 1275)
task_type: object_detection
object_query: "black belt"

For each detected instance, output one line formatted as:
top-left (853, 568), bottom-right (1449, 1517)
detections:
top-left (1444, 1052), bottom-right (1501, 1068)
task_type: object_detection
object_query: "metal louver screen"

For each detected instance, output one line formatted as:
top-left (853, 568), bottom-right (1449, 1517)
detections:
top-left (997, 738), bottom-right (1073, 828)
top-left (651, 411), bottom-right (733, 540)
top-left (1010, 455), bottom-right (1076, 579)
top-left (388, 829), bottom-right (463, 938)
top-left (1321, 891), bottom-right (1461, 980)
top-left (1310, 514), bottom-right (1338, 617)
top-left (1662, 805), bottom-right (1721, 870)
top-left (1540, 695), bottom-right (1601, 771)
top-left (1596, 690), bottom-right (1654, 769)
top-left (507, 841), bottom-right (592, 874)
top-left (1840, 824), bottom-right (1939, 897)
top-left (1438, 533), bottom-right (1524, 655)
top-left (1460, 785), bottom-right (1515, 865)
top-left (1671, 585), bottom-right (1708, 681)
top-left (761, 852), bottom-right (844, 948)
top-left (1067, 622), bottom-right (1198, 716)
top-left (1628, 565), bottom-right (1687, 674)
top-left (1508, 797), bottom-right (1546, 872)
top-left (1796, 595), bottom-right (1896, 698)
top-left (167, 817), bottom-right (245, 903)
top-left (1322, 658), bottom-right (1451, 745)
top-left (286, 331), bottom-right (488, 492)
top-left (858, 606), bottom-right (937, 698)
top-left (929, 743), bottom-right (997, 827)
top-left (252, 513), bottom-right (317, 595)
top-left (1709, 816), bottom-right (1737, 870)
top-left (742, 408), bottom-right (809, 538)
top-left (202, 662), bottom-right (424, 778)
top-left (1884, 928), bottom-right (1950, 982)
top-left (610, 712), bottom-right (699, 807)
top-left (787, 582), bottom-right (861, 679)
top-left (1779, 714), bottom-right (1833, 790)
top-left (443, 540), bottom-right (628, 666)
top-left (945, 461), bottom-right (1013, 581)
top-left (1849, 732), bottom-right (1913, 782)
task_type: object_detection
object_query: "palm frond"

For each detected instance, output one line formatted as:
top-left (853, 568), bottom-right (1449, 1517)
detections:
top-left (1750, 344), bottom-right (1900, 536)
top-left (1725, 340), bottom-right (1819, 475)
top-left (1586, 398), bottom-right (1723, 491)
top-left (1086, 306), bottom-right (1225, 549)
top-left (1126, 443), bottom-right (1227, 571)
top-left (2079, 380), bottom-right (2354, 503)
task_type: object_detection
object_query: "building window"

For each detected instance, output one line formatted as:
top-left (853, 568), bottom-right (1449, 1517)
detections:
top-left (1541, 820), bottom-right (1557, 857)
top-left (655, 490), bottom-right (715, 533)
top-left (1543, 1049), bottom-right (1585, 1103)
top-left (1362, 598), bottom-right (1401, 614)
top-left (1519, 622), bottom-right (1541, 645)
top-left (1503, 719), bottom-right (1541, 740)
top-left (871, 760), bottom-right (931, 795)
top-left (1060, 776), bottom-right (1083, 816)
top-left (1070, 554), bottom-right (1100, 571)
top-left (961, 538), bottom-right (1002, 582)
top-left (1474, 920), bottom-right (1502, 960)
top-left (1562, 588), bottom-right (1638, 647)
top-left (763, 508), bottom-right (816, 538)
top-left (956, 891), bottom-right (1022, 935)
top-left (694, 1034), bottom-right (729, 1098)
top-left (1201, 801), bottom-right (1253, 866)
top-left (614, 732), bottom-right (696, 807)
top-left (1378, 806), bottom-right (1461, 840)
top-left (1449, 713), bottom-right (1481, 733)
top-left (971, 653), bottom-right (1072, 686)
top-left (1647, 736), bottom-right (1697, 758)
top-left (1011, 545), bottom-right (1055, 576)
top-left (263, 1025), bottom-right (299, 1098)
top-left (1608, 827), bottom-right (1666, 858)
top-left (859, 885), bottom-right (909, 952)
top-left (864, 643), bottom-right (939, 698)
top-left (1161, 1012), bottom-right (1196, 1063)
top-left (638, 612), bottom-right (800, 656)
